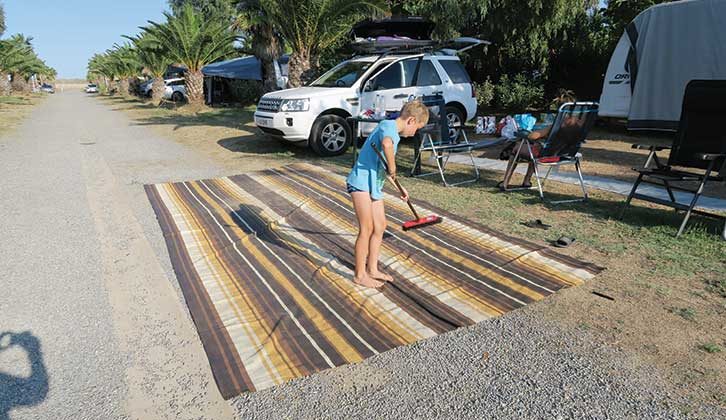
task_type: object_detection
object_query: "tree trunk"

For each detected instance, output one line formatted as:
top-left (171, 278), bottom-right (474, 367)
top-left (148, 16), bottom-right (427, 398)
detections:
top-left (253, 23), bottom-right (282, 92)
top-left (151, 76), bottom-right (165, 104)
top-left (185, 69), bottom-right (204, 106)
top-left (120, 78), bottom-right (130, 97)
top-left (288, 50), bottom-right (312, 88)
top-left (10, 74), bottom-right (28, 94)
top-left (0, 72), bottom-right (11, 96)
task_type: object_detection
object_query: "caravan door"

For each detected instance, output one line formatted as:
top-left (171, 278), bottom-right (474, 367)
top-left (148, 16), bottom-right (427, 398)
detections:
top-left (599, 33), bottom-right (632, 118)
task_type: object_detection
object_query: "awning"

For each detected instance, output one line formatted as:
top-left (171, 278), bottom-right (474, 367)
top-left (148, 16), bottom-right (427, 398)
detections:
top-left (202, 56), bottom-right (263, 80)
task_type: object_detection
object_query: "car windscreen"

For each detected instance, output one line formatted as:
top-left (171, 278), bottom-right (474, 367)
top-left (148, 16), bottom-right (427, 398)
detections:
top-left (310, 61), bottom-right (373, 87)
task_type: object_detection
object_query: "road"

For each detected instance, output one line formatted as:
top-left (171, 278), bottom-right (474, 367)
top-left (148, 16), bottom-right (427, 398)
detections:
top-left (0, 92), bottom-right (722, 419)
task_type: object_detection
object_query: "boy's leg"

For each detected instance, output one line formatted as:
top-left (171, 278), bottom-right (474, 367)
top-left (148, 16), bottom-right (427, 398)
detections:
top-left (367, 199), bottom-right (393, 282)
top-left (351, 192), bottom-right (383, 288)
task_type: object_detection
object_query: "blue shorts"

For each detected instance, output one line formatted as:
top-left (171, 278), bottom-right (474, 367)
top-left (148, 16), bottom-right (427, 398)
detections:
top-left (346, 183), bottom-right (363, 194)
top-left (346, 183), bottom-right (381, 200)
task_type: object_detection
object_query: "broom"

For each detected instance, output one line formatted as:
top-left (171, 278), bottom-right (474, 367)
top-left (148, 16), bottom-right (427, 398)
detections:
top-left (371, 144), bottom-right (443, 231)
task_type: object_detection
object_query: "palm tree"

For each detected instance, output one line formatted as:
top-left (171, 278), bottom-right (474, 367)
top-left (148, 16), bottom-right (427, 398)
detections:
top-left (232, 0), bottom-right (283, 92)
top-left (258, 0), bottom-right (387, 87)
top-left (0, 34), bottom-right (36, 95)
top-left (125, 33), bottom-right (168, 103)
top-left (87, 53), bottom-right (116, 94)
top-left (0, 2), bottom-right (6, 37)
top-left (141, 3), bottom-right (239, 106)
top-left (106, 43), bottom-right (141, 96)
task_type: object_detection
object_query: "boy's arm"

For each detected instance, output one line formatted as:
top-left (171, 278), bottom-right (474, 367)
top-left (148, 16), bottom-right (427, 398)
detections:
top-left (381, 136), bottom-right (408, 201)
top-left (381, 136), bottom-right (396, 178)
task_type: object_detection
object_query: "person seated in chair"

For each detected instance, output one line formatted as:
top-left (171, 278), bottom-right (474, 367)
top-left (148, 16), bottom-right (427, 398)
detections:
top-left (498, 97), bottom-right (582, 191)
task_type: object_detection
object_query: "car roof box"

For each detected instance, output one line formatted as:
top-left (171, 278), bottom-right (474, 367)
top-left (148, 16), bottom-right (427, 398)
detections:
top-left (351, 16), bottom-right (435, 40)
top-left (350, 17), bottom-right (437, 54)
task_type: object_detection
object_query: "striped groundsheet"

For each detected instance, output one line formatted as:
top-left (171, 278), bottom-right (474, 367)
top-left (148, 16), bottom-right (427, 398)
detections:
top-left (145, 163), bottom-right (603, 398)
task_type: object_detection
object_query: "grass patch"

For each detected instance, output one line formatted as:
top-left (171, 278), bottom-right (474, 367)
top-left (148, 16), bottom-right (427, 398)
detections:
top-left (0, 96), bottom-right (31, 105)
top-left (698, 343), bottom-right (722, 354)
top-left (669, 307), bottom-right (696, 322)
top-left (706, 277), bottom-right (726, 298)
top-left (0, 94), bottom-right (43, 137)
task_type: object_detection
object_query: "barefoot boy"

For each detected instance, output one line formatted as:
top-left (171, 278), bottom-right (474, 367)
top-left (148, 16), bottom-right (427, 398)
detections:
top-left (346, 101), bottom-right (429, 288)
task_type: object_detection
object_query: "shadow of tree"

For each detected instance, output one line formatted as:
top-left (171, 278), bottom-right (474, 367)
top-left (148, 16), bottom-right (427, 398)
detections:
top-left (0, 331), bottom-right (49, 420)
top-left (216, 134), bottom-right (353, 169)
top-left (509, 186), bottom-right (726, 235)
top-left (131, 108), bottom-right (256, 132)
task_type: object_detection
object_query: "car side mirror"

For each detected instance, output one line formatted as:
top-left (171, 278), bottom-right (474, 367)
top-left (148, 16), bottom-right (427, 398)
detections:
top-left (363, 80), bottom-right (374, 92)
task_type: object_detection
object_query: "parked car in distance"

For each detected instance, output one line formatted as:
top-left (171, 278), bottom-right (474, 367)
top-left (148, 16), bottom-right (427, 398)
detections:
top-left (139, 79), bottom-right (153, 97)
top-left (85, 84), bottom-right (99, 94)
top-left (163, 78), bottom-right (187, 102)
top-left (254, 50), bottom-right (479, 156)
top-left (40, 83), bottom-right (55, 94)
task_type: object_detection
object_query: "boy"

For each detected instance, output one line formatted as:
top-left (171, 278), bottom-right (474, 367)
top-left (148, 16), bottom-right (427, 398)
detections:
top-left (346, 101), bottom-right (429, 288)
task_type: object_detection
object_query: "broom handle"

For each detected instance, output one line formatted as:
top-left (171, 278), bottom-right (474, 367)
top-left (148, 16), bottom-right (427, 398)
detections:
top-left (371, 144), bottom-right (420, 220)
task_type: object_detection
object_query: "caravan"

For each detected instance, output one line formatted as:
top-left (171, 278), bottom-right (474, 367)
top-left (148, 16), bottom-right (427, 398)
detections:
top-left (599, 0), bottom-right (726, 130)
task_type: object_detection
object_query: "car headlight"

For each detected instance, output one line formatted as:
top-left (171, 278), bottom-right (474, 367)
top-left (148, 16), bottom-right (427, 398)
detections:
top-left (280, 98), bottom-right (309, 112)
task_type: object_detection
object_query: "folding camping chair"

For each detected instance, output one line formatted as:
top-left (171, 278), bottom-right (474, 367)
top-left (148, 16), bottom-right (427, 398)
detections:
top-left (620, 80), bottom-right (726, 239)
top-left (411, 109), bottom-right (507, 187)
top-left (503, 102), bottom-right (599, 203)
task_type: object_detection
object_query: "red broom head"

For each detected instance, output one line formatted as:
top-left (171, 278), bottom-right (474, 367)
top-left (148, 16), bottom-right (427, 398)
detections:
top-left (402, 214), bottom-right (443, 231)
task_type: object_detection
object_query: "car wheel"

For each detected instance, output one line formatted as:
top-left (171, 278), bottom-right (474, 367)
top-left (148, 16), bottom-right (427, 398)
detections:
top-left (309, 115), bottom-right (352, 157)
top-left (445, 106), bottom-right (465, 142)
top-left (171, 91), bottom-right (184, 102)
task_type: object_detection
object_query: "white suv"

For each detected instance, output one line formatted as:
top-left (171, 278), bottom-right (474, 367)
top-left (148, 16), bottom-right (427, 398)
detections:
top-left (254, 49), bottom-right (480, 156)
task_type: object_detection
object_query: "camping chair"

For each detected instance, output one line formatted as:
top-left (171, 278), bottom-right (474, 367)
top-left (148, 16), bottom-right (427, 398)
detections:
top-left (504, 102), bottom-right (599, 203)
top-left (411, 112), bottom-right (507, 187)
top-left (620, 80), bottom-right (726, 239)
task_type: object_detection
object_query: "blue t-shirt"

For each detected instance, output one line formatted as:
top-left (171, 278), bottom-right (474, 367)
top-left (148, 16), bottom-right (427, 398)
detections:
top-left (346, 119), bottom-right (401, 200)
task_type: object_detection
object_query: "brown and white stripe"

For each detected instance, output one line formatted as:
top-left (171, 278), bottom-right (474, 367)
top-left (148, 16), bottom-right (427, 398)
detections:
top-left (145, 163), bottom-right (603, 398)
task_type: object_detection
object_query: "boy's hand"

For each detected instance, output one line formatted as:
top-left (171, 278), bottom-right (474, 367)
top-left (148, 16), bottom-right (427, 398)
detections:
top-left (399, 186), bottom-right (409, 201)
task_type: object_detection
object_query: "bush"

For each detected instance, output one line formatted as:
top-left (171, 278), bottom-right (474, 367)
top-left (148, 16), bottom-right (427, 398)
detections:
top-left (494, 74), bottom-right (544, 111)
top-left (473, 78), bottom-right (495, 110)
top-left (228, 79), bottom-right (263, 106)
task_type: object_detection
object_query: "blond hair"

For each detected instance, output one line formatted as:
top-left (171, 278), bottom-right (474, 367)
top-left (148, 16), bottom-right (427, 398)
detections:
top-left (400, 100), bottom-right (430, 125)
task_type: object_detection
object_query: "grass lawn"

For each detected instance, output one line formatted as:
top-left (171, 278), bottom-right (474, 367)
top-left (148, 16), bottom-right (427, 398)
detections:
top-left (0, 94), bottom-right (45, 137)
top-left (102, 94), bottom-right (726, 412)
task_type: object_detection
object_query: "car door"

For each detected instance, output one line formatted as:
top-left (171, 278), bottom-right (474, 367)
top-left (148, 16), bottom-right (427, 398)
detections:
top-left (359, 55), bottom-right (422, 117)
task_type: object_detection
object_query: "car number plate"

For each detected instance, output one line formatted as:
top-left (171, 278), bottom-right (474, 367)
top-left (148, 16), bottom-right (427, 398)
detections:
top-left (255, 117), bottom-right (270, 127)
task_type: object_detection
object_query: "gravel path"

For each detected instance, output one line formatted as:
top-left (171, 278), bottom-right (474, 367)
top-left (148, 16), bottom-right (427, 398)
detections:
top-left (0, 92), bottom-right (722, 419)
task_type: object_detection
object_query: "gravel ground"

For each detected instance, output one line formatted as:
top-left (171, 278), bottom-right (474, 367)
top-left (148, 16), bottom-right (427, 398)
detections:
top-left (234, 307), bottom-right (723, 419)
top-left (1, 92), bottom-right (723, 419)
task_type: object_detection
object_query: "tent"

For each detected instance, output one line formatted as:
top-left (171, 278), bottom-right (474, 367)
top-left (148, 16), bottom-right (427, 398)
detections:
top-left (599, 0), bottom-right (726, 130)
top-left (202, 56), bottom-right (289, 104)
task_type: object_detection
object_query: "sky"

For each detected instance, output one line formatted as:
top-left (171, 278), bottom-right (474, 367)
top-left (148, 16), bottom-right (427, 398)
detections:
top-left (3, 0), bottom-right (169, 79)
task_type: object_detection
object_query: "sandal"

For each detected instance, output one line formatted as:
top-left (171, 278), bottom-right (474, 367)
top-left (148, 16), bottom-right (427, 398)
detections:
top-left (552, 236), bottom-right (576, 248)
top-left (522, 219), bottom-right (551, 230)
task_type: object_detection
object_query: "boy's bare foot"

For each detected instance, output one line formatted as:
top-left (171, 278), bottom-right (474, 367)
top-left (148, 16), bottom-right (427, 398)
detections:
top-left (354, 274), bottom-right (384, 288)
top-left (368, 271), bottom-right (394, 282)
